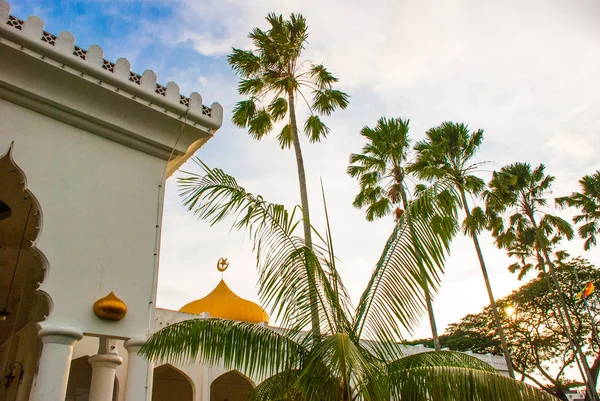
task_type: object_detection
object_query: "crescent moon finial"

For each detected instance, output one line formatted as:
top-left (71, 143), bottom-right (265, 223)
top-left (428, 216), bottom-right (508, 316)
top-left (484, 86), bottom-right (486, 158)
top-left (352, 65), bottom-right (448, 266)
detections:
top-left (217, 257), bottom-right (229, 272)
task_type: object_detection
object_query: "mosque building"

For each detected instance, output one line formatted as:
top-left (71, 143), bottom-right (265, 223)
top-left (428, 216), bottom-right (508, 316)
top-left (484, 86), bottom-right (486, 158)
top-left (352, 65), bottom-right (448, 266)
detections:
top-left (0, 2), bottom-right (508, 400)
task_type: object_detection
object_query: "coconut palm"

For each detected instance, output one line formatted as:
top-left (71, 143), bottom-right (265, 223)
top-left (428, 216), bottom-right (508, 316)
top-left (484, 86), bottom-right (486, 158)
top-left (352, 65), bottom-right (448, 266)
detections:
top-left (408, 121), bottom-right (516, 379)
top-left (485, 163), bottom-right (598, 401)
top-left (347, 117), bottom-right (442, 351)
top-left (140, 159), bottom-right (555, 401)
top-left (556, 171), bottom-right (600, 250)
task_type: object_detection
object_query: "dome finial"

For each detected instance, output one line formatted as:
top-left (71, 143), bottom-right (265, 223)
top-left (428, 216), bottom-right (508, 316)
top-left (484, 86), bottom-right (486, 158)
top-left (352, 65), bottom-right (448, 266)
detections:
top-left (217, 257), bottom-right (229, 274)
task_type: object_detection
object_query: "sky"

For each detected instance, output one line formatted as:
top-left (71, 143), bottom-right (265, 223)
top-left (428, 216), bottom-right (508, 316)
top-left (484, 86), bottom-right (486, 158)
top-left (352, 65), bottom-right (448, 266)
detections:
top-left (10, 0), bottom-right (600, 340)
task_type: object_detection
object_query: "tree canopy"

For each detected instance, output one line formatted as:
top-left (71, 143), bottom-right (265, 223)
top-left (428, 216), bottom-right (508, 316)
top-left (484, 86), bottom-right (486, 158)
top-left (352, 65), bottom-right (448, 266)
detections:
top-left (411, 256), bottom-right (600, 401)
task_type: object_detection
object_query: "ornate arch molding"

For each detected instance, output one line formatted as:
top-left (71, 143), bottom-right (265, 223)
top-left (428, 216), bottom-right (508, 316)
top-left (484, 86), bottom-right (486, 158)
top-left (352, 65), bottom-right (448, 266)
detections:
top-left (213, 370), bottom-right (256, 388)
top-left (153, 363), bottom-right (196, 401)
top-left (0, 142), bottom-right (52, 321)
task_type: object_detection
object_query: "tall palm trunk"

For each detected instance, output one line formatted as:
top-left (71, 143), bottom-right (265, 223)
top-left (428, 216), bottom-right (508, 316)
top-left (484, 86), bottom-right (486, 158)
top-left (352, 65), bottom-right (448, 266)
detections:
top-left (459, 188), bottom-right (515, 379)
top-left (527, 213), bottom-right (599, 401)
top-left (535, 246), bottom-right (592, 391)
top-left (288, 91), bottom-right (321, 342)
top-left (399, 182), bottom-right (441, 351)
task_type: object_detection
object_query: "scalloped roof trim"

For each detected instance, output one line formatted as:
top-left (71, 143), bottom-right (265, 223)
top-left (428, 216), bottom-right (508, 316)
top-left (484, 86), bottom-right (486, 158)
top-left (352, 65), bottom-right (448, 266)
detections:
top-left (0, 0), bottom-right (222, 127)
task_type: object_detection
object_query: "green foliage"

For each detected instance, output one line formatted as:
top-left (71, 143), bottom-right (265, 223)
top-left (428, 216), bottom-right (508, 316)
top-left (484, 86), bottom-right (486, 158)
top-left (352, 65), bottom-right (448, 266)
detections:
top-left (178, 159), bottom-right (350, 333)
top-left (303, 115), bottom-right (330, 143)
top-left (352, 179), bottom-right (460, 358)
top-left (140, 160), bottom-right (555, 401)
top-left (419, 257), bottom-right (600, 400)
top-left (409, 121), bottom-right (486, 196)
top-left (410, 121), bottom-right (525, 381)
top-left (268, 97), bottom-right (288, 121)
top-left (485, 163), bottom-right (574, 279)
top-left (228, 13), bottom-right (348, 147)
top-left (388, 351), bottom-right (498, 373)
top-left (387, 352), bottom-right (558, 401)
top-left (347, 117), bottom-right (412, 222)
top-left (389, 365), bottom-right (557, 401)
top-left (141, 318), bottom-right (304, 378)
top-left (557, 171), bottom-right (600, 250)
top-left (408, 121), bottom-right (489, 246)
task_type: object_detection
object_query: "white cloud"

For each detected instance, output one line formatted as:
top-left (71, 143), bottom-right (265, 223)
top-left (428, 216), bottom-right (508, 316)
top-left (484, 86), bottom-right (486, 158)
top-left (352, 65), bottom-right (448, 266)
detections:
top-left (148, 0), bottom-right (600, 341)
top-left (19, 0), bottom-right (596, 340)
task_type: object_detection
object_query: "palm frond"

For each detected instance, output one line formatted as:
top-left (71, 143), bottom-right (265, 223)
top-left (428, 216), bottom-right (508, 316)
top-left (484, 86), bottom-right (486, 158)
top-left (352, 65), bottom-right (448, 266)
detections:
top-left (408, 121), bottom-right (485, 190)
top-left (556, 170), bottom-right (600, 250)
top-left (300, 333), bottom-right (389, 401)
top-left (277, 124), bottom-right (293, 149)
top-left (485, 162), bottom-right (573, 277)
top-left (268, 97), bottom-right (288, 121)
top-left (238, 78), bottom-right (265, 96)
top-left (312, 89), bottom-right (350, 116)
top-left (352, 179), bottom-right (459, 357)
top-left (309, 64), bottom-right (338, 89)
top-left (140, 318), bottom-right (305, 379)
top-left (389, 365), bottom-right (557, 401)
top-left (228, 48), bottom-right (261, 78)
top-left (463, 206), bottom-right (488, 236)
top-left (248, 108), bottom-right (274, 139)
top-left (232, 99), bottom-right (258, 128)
top-left (178, 160), bottom-right (351, 335)
top-left (250, 370), bottom-right (303, 401)
top-left (388, 351), bottom-right (497, 373)
top-left (303, 115), bottom-right (330, 143)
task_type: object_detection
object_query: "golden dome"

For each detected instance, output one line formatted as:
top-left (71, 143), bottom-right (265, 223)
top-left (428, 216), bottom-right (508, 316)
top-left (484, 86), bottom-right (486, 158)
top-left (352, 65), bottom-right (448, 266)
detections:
top-left (179, 280), bottom-right (269, 324)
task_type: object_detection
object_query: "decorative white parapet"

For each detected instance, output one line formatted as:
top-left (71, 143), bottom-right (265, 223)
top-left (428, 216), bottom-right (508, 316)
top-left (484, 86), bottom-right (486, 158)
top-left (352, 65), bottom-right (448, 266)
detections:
top-left (0, 0), bottom-right (222, 130)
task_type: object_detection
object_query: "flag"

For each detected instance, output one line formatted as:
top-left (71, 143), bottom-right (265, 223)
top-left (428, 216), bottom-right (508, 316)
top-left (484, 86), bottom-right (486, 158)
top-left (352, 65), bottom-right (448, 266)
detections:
top-left (576, 282), bottom-right (595, 300)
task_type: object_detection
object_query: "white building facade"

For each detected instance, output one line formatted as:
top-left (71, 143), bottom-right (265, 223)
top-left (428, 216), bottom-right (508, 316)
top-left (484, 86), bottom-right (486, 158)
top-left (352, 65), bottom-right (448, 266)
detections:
top-left (0, 2), bottom-right (508, 400)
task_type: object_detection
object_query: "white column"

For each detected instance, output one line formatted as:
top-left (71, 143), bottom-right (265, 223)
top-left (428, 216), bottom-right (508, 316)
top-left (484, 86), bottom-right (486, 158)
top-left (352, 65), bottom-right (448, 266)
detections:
top-left (124, 337), bottom-right (153, 401)
top-left (89, 338), bottom-right (123, 401)
top-left (29, 326), bottom-right (83, 401)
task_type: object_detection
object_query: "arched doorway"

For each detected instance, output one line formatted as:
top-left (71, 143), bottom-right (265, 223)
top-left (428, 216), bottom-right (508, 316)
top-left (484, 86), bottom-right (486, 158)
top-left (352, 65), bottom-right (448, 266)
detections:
top-left (152, 364), bottom-right (193, 401)
top-left (210, 371), bottom-right (254, 401)
top-left (0, 144), bottom-right (50, 401)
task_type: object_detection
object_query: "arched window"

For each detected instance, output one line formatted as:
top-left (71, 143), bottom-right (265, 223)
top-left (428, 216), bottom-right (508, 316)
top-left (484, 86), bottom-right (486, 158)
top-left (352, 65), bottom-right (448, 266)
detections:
top-left (152, 364), bottom-right (194, 401)
top-left (210, 371), bottom-right (254, 401)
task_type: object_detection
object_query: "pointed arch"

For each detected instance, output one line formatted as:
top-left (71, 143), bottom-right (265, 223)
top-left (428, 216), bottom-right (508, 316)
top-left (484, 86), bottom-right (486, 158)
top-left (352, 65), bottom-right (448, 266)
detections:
top-left (152, 363), bottom-right (194, 401)
top-left (0, 143), bottom-right (50, 320)
top-left (0, 142), bottom-right (51, 401)
top-left (210, 370), bottom-right (255, 401)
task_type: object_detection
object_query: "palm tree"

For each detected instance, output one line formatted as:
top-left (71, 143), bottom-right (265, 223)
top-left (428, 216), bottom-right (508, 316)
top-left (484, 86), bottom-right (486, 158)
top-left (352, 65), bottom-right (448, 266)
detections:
top-left (228, 12), bottom-right (348, 250)
top-left (408, 121), bottom-right (516, 379)
top-left (485, 163), bottom-right (598, 401)
top-left (141, 160), bottom-right (555, 401)
top-left (227, 13), bottom-right (348, 338)
top-left (228, 14), bottom-right (348, 338)
top-left (347, 117), bottom-right (441, 351)
top-left (556, 171), bottom-right (600, 250)
top-left (485, 163), bottom-right (574, 278)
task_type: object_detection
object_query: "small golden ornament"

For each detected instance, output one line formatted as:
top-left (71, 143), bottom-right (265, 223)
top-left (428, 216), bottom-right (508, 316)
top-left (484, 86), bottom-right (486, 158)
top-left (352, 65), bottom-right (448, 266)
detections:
top-left (217, 257), bottom-right (229, 272)
top-left (93, 292), bottom-right (127, 321)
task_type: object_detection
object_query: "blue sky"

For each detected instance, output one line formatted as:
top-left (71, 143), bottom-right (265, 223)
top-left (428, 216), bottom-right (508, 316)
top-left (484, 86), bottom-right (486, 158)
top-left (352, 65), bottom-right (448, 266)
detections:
top-left (9, 0), bottom-right (600, 347)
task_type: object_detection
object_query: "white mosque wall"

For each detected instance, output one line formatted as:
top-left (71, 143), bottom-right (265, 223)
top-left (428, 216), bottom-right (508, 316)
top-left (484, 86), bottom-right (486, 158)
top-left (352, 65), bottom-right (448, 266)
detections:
top-left (0, 97), bottom-right (166, 339)
top-left (0, 0), bottom-right (221, 340)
